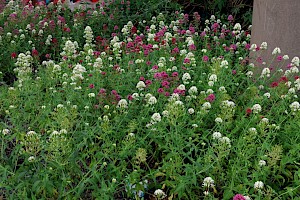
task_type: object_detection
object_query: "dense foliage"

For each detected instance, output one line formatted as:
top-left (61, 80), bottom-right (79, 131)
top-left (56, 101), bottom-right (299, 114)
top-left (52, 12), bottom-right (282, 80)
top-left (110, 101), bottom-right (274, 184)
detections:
top-left (0, 0), bottom-right (300, 199)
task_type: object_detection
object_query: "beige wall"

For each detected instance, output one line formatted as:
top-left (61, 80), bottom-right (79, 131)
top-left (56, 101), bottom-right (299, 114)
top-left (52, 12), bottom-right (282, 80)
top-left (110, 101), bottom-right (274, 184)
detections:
top-left (250, 0), bottom-right (300, 70)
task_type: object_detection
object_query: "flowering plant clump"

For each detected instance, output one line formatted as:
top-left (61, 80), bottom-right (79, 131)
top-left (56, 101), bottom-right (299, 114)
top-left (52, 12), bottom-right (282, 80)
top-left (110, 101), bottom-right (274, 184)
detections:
top-left (1, 1), bottom-right (300, 199)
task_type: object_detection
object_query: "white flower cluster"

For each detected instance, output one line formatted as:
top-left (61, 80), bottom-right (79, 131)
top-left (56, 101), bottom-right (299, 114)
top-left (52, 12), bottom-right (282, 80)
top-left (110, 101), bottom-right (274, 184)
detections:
top-left (291, 57), bottom-right (300, 67)
top-left (208, 74), bottom-right (217, 87)
top-left (45, 35), bottom-right (52, 45)
top-left (2, 129), bottom-right (10, 135)
top-left (252, 104), bottom-right (262, 114)
top-left (93, 57), bottom-right (103, 69)
top-left (14, 53), bottom-right (33, 80)
top-left (212, 132), bottom-right (231, 147)
top-left (295, 79), bottom-right (300, 90)
top-left (110, 36), bottom-right (122, 51)
top-left (154, 189), bottom-right (166, 199)
top-left (260, 42), bottom-right (267, 50)
top-left (260, 68), bottom-right (270, 78)
top-left (188, 86), bottom-right (198, 98)
top-left (203, 177), bottom-right (215, 188)
top-left (182, 72), bottom-right (191, 84)
top-left (121, 21), bottom-right (133, 36)
top-left (220, 100), bottom-right (235, 109)
top-left (254, 181), bottom-right (264, 190)
top-left (117, 99), bottom-right (128, 109)
top-left (61, 40), bottom-right (78, 57)
top-left (71, 64), bottom-right (86, 81)
top-left (136, 81), bottom-right (146, 91)
top-left (184, 52), bottom-right (196, 67)
top-left (220, 60), bottom-right (229, 68)
top-left (83, 26), bottom-right (94, 45)
top-left (290, 101), bottom-right (300, 113)
top-left (145, 93), bottom-right (157, 105)
top-left (150, 113), bottom-right (161, 124)
top-left (272, 47), bottom-right (281, 55)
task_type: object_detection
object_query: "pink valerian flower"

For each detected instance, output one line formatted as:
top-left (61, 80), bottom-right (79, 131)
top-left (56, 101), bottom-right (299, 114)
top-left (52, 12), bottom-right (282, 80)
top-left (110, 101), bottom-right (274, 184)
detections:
top-left (193, 12), bottom-right (201, 22)
top-left (157, 88), bottom-right (164, 93)
top-left (228, 15), bottom-right (234, 21)
top-left (277, 55), bottom-right (283, 61)
top-left (279, 76), bottom-right (288, 83)
top-left (189, 44), bottom-right (196, 51)
top-left (161, 80), bottom-right (170, 88)
top-left (164, 92), bottom-right (170, 97)
top-left (184, 58), bottom-right (191, 64)
top-left (11, 52), bottom-right (17, 59)
top-left (172, 72), bottom-right (178, 77)
top-left (230, 44), bottom-right (237, 51)
top-left (189, 26), bottom-right (196, 34)
top-left (233, 194), bottom-right (246, 200)
top-left (145, 80), bottom-right (152, 86)
top-left (99, 88), bottom-right (106, 95)
top-left (205, 94), bottom-right (215, 103)
top-left (139, 76), bottom-right (145, 81)
top-left (127, 95), bottom-right (133, 101)
top-left (245, 43), bottom-right (251, 50)
top-left (32, 49), bottom-right (39, 57)
top-left (172, 47), bottom-right (179, 54)
top-left (271, 81), bottom-right (278, 88)
top-left (246, 108), bottom-right (252, 115)
top-left (152, 65), bottom-right (159, 70)
top-left (232, 70), bottom-right (237, 75)
top-left (202, 55), bottom-right (209, 62)
top-left (173, 88), bottom-right (185, 95)
top-left (200, 31), bottom-right (206, 37)
top-left (89, 84), bottom-right (95, 89)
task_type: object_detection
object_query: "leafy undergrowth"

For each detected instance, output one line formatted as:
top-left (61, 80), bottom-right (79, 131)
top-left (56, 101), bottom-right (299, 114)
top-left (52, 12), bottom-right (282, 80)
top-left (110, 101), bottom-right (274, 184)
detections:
top-left (0, 1), bottom-right (300, 199)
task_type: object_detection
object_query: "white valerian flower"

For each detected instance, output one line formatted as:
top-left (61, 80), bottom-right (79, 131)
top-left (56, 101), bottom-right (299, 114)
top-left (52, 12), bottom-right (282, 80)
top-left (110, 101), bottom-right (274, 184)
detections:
top-left (88, 93), bottom-right (95, 98)
top-left (260, 68), bottom-right (270, 78)
top-left (258, 160), bottom-right (266, 167)
top-left (188, 86), bottom-right (198, 95)
top-left (220, 136), bottom-right (231, 146)
top-left (212, 132), bottom-right (222, 140)
top-left (246, 71), bottom-right (253, 78)
top-left (263, 93), bottom-right (271, 98)
top-left (136, 81), bottom-right (146, 90)
top-left (188, 108), bottom-right (195, 114)
top-left (283, 55), bottom-right (289, 60)
top-left (147, 96), bottom-right (157, 105)
top-left (254, 181), bottom-right (264, 190)
top-left (162, 110), bottom-right (169, 117)
top-left (203, 177), bottom-right (215, 187)
top-left (250, 44), bottom-right (257, 51)
top-left (272, 47), bottom-right (281, 55)
top-left (260, 42), bottom-right (267, 50)
top-left (291, 56), bottom-right (299, 67)
top-left (112, 178), bottom-right (117, 183)
top-left (154, 189), bottom-right (166, 199)
top-left (2, 129), bottom-right (10, 135)
top-left (252, 104), bottom-right (262, 114)
top-left (57, 104), bottom-right (64, 108)
top-left (182, 72), bottom-right (191, 83)
top-left (28, 156), bottom-right (35, 162)
top-left (261, 118), bottom-right (269, 124)
top-left (220, 60), bottom-right (229, 68)
top-left (215, 117), bottom-right (223, 123)
top-left (117, 99), bottom-right (128, 108)
top-left (290, 101), bottom-right (300, 112)
top-left (248, 127), bottom-right (257, 134)
top-left (202, 102), bottom-right (211, 110)
top-left (209, 74), bottom-right (217, 82)
top-left (151, 113), bottom-right (161, 123)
